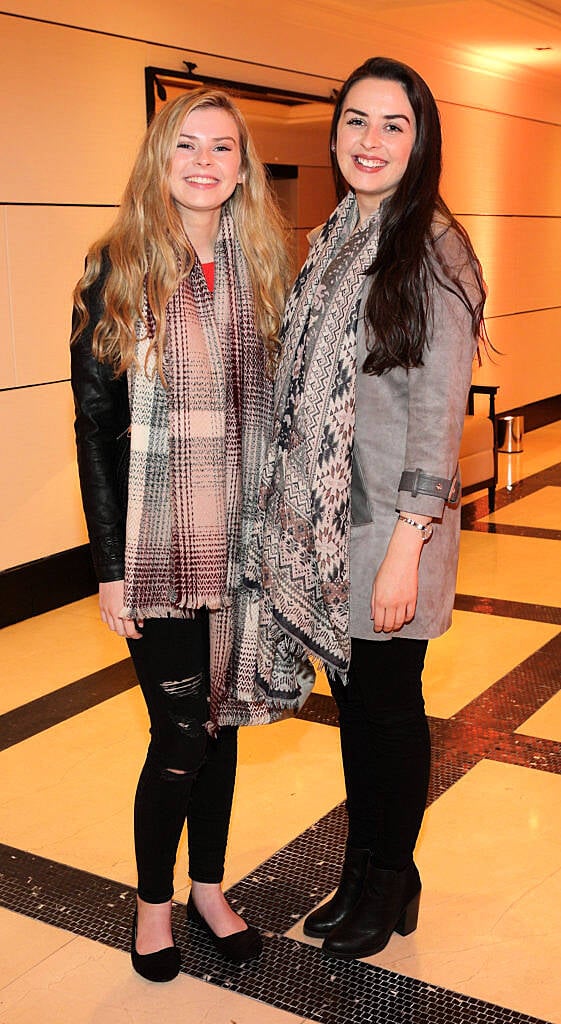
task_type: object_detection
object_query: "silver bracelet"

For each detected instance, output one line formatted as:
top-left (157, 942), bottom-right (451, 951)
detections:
top-left (398, 514), bottom-right (433, 541)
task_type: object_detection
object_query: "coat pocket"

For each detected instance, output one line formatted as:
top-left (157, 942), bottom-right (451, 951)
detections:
top-left (351, 443), bottom-right (374, 526)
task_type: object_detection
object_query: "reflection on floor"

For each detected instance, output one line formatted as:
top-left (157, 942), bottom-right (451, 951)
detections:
top-left (1, 421), bottom-right (560, 1024)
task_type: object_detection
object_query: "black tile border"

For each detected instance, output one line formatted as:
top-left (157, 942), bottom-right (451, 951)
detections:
top-left (0, 659), bottom-right (136, 753)
top-left (0, 841), bottom-right (551, 1024)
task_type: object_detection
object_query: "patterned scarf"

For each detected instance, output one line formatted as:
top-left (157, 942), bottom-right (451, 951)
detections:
top-left (244, 193), bottom-right (380, 708)
top-left (123, 209), bottom-right (276, 725)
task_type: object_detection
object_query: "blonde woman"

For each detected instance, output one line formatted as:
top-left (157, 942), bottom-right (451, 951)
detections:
top-left (71, 89), bottom-right (290, 981)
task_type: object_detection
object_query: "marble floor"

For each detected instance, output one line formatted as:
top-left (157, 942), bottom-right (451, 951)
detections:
top-left (1, 421), bottom-right (560, 1024)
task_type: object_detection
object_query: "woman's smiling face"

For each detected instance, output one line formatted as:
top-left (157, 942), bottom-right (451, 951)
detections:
top-left (335, 77), bottom-right (416, 223)
top-left (169, 106), bottom-right (243, 229)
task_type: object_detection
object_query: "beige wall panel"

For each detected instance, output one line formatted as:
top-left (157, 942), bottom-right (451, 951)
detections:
top-left (243, 106), bottom-right (333, 167)
top-left (473, 308), bottom-right (561, 412)
top-left (441, 103), bottom-right (561, 217)
top-left (0, 15), bottom-right (337, 204)
top-left (0, 383), bottom-right (87, 571)
top-left (6, 205), bottom-right (117, 386)
top-left (459, 216), bottom-right (561, 318)
top-left (296, 166), bottom-right (337, 232)
top-left (1, 17), bottom-right (149, 203)
top-left (0, 209), bottom-right (17, 389)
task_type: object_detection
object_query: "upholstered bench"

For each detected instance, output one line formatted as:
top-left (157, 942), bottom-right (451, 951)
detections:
top-left (459, 385), bottom-right (498, 512)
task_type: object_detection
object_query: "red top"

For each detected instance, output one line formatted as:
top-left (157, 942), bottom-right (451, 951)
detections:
top-left (201, 261), bottom-right (215, 292)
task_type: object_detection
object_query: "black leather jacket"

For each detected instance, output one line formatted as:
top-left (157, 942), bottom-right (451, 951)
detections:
top-left (70, 265), bottom-right (130, 582)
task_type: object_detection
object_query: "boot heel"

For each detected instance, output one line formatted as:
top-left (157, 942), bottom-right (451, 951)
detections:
top-left (395, 889), bottom-right (420, 936)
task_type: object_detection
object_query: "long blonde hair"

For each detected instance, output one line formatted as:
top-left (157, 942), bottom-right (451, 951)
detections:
top-left (72, 89), bottom-right (292, 379)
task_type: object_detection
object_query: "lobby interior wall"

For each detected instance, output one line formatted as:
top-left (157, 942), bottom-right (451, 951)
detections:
top-left (1, 3), bottom-right (560, 572)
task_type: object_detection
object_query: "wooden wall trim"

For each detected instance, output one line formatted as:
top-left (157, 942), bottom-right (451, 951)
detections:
top-left (0, 545), bottom-right (97, 628)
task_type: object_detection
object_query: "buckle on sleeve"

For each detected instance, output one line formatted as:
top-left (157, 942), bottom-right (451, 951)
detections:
top-left (411, 468), bottom-right (422, 498)
top-left (447, 471), bottom-right (460, 504)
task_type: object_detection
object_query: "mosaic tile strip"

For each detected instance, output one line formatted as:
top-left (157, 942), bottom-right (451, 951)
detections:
top-left (226, 802), bottom-right (348, 935)
top-left (0, 658), bottom-right (135, 752)
top-left (428, 718), bottom-right (561, 793)
top-left (297, 692), bottom-right (339, 727)
top-left (487, 731), bottom-right (561, 774)
top-left (459, 632), bottom-right (561, 731)
top-left (0, 842), bottom-right (550, 1024)
top-left (427, 717), bottom-right (487, 803)
top-left (453, 594), bottom-right (561, 625)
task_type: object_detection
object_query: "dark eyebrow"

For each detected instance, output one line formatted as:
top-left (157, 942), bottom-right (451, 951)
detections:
top-left (178, 132), bottom-right (237, 142)
top-left (343, 106), bottom-right (411, 125)
top-left (383, 114), bottom-right (411, 124)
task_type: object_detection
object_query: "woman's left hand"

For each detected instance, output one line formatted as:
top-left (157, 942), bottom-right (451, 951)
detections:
top-left (370, 518), bottom-right (426, 632)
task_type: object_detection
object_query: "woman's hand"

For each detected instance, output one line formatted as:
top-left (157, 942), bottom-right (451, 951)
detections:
top-left (370, 516), bottom-right (430, 633)
top-left (99, 580), bottom-right (143, 639)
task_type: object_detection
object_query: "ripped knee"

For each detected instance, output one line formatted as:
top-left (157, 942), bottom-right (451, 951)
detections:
top-left (157, 672), bottom-right (210, 773)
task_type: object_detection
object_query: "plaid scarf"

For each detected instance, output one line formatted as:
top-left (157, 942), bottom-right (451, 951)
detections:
top-left (244, 193), bottom-right (381, 708)
top-left (123, 209), bottom-right (276, 725)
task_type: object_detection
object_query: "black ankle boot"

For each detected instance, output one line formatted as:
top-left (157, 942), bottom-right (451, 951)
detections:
top-left (322, 861), bottom-right (421, 960)
top-left (303, 847), bottom-right (370, 938)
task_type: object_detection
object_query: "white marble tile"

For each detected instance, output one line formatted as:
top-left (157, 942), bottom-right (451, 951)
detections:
top-left (517, 688), bottom-right (561, 743)
top-left (457, 530), bottom-right (561, 607)
top-left (0, 922), bottom-right (306, 1024)
top-left (0, 907), bottom-right (72, 988)
top-left (482, 485), bottom-right (561, 530)
top-left (0, 689), bottom-right (146, 889)
top-left (226, 716), bottom-right (346, 890)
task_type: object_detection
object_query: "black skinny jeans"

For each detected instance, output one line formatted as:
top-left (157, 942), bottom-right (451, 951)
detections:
top-left (127, 614), bottom-right (237, 904)
top-left (329, 636), bottom-right (431, 871)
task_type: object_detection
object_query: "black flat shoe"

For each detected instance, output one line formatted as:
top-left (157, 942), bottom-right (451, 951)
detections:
top-left (131, 909), bottom-right (181, 982)
top-left (323, 861), bottom-right (421, 961)
top-left (187, 893), bottom-right (262, 963)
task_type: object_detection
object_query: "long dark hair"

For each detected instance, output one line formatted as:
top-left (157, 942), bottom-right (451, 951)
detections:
top-left (331, 57), bottom-right (487, 374)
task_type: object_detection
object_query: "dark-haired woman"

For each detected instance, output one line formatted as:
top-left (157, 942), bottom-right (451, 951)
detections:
top-left (250, 57), bottom-right (487, 960)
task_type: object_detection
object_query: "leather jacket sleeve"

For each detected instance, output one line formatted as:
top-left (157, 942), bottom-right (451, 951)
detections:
top-left (70, 261), bottom-right (130, 582)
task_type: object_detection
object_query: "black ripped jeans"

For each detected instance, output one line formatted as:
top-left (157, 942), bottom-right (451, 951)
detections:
top-left (329, 636), bottom-right (431, 871)
top-left (127, 613), bottom-right (237, 904)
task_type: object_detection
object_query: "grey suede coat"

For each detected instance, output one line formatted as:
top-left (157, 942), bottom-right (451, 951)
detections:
top-left (349, 225), bottom-right (479, 641)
